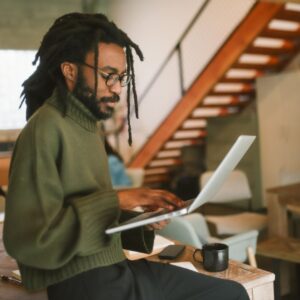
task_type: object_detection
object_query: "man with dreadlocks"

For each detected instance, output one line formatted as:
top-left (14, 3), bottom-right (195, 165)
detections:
top-left (3, 13), bottom-right (249, 300)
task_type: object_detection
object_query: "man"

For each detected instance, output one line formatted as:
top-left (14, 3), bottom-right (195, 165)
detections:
top-left (3, 13), bottom-right (249, 300)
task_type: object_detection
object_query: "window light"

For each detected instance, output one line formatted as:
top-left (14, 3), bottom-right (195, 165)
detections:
top-left (268, 19), bottom-right (300, 31)
top-left (173, 130), bottom-right (204, 139)
top-left (239, 54), bottom-right (271, 64)
top-left (157, 150), bottom-right (181, 158)
top-left (203, 95), bottom-right (250, 106)
top-left (192, 108), bottom-right (222, 117)
top-left (182, 119), bottom-right (207, 128)
top-left (285, 2), bottom-right (300, 12)
top-left (214, 83), bottom-right (249, 92)
top-left (226, 69), bottom-right (258, 79)
top-left (165, 140), bottom-right (193, 149)
top-left (0, 49), bottom-right (37, 130)
top-left (253, 37), bottom-right (285, 48)
top-left (203, 96), bottom-right (233, 105)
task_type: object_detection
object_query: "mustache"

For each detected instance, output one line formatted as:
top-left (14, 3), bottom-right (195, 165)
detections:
top-left (97, 94), bottom-right (120, 104)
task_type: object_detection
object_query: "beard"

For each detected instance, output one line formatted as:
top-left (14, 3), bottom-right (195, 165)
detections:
top-left (72, 69), bottom-right (120, 120)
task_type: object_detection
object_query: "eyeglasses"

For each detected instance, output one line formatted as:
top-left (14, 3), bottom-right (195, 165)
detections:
top-left (79, 62), bottom-right (131, 87)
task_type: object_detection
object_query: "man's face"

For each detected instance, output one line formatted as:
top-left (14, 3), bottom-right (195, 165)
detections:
top-left (72, 43), bottom-right (126, 120)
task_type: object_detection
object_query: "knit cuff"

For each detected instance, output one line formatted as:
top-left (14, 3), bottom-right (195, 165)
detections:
top-left (71, 190), bottom-right (120, 255)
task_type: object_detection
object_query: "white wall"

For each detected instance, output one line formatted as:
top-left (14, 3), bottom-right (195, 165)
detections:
top-left (106, 0), bottom-right (206, 160)
top-left (107, 0), bottom-right (205, 95)
top-left (105, 0), bottom-right (256, 161)
top-left (182, 0), bottom-right (255, 89)
top-left (257, 70), bottom-right (300, 204)
top-left (0, 0), bottom-right (82, 49)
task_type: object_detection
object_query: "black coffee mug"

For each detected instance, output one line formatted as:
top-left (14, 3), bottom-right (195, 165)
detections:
top-left (193, 243), bottom-right (229, 272)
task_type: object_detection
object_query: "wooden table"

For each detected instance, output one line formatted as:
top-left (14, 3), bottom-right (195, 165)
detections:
top-left (0, 223), bottom-right (46, 300)
top-left (257, 237), bottom-right (300, 264)
top-left (147, 247), bottom-right (275, 300)
top-left (1, 224), bottom-right (275, 300)
top-left (266, 182), bottom-right (300, 237)
top-left (0, 155), bottom-right (10, 187)
top-left (256, 237), bottom-right (300, 300)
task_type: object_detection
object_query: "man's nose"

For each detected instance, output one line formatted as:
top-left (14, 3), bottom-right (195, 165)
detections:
top-left (109, 80), bottom-right (122, 95)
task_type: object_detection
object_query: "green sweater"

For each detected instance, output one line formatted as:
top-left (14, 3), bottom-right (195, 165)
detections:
top-left (3, 90), bottom-right (154, 291)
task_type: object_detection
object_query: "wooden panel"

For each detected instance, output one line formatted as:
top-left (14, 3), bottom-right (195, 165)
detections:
top-left (220, 78), bottom-right (256, 83)
top-left (275, 9), bottom-right (300, 22)
top-left (0, 157), bottom-right (10, 187)
top-left (164, 139), bottom-right (204, 149)
top-left (177, 127), bottom-right (206, 132)
top-left (246, 44), bottom-right (296, 55)
top-left (144, 167), bottom-right (169, 175)
top-left (148, 158), bottom-right (180, 167)
top-left (232, 62), bottom-right (283, 70)
top-left (209, 91), bottom-right (254, 96)
top-left (261, 28), bottom-right (300, 39)
top-left (147, 245), bottom-right (275, 295)
top-left (257, 237), bottom-right (300, 264)
top-left (129, 2), bottom-right (283, 168)
top-left (267, 182), bottom-right (300, 196)
top-left (143, 174), bottom-right (170, 184)
top-left (0, 223), bottom-right (47, 299)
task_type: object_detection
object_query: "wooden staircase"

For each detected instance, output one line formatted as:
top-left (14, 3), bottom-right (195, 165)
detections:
top-left (128, 2), bottom-right (300, 187)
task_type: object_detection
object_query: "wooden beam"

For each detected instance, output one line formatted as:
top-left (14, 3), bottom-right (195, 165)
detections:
top-left (232, 61), bottom-right (283, 70)
top-left (144, 175), bottom-right (170, 184)
top-left (275, 8), bottom-right (300, 22)
top-left (261, 29), bottom-right (300, 39)
top-left (246, 42), bottom-right (296, 55)
top-left (129, 2), bottom-right (283, 168)
top-left (0, 156), bottom-right (10, 187)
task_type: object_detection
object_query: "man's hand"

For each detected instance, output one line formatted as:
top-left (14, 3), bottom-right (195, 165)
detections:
top-left (117, 188), bottom-right (185, 231)
top-left (145, 219), bottom-right (170, 231)
top-left (117, 187), bottom-right (184, 211)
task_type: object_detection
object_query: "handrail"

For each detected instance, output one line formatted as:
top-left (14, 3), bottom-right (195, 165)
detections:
top-left (110, 0), bottom-right (210, 149)
top-left (128, 2), bottom-right (282, 168)
top-left (132, 0), bottom-right (210, 113)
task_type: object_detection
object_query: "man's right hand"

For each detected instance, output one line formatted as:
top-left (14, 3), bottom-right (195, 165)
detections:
top-left (117, 188), bottom-right (184, 212)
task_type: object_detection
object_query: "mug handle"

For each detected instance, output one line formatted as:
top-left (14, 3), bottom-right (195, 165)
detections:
top-left (192, 248), bottom-right (202, 263)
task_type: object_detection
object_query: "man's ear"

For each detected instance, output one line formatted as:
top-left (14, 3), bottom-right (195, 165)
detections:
top-left (60, 62), bottom-right (77, 82)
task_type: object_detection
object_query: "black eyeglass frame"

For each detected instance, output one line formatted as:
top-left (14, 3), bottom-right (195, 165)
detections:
top-left (79, 62), bottom-right (131, 87)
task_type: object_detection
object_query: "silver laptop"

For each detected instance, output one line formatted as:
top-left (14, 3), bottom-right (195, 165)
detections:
top-left (105, 135), bottom-right (256, 235)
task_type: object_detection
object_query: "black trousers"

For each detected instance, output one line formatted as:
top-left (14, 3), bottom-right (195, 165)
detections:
top-left (47, 259), bottom-right (249, 300)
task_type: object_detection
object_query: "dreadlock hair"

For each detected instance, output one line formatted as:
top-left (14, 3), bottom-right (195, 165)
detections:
top-left (20, 12), bottom-right (143, 145)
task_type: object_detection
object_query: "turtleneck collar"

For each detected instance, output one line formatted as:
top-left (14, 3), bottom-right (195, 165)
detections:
top-left (47, 88), bottom-right (98, 132)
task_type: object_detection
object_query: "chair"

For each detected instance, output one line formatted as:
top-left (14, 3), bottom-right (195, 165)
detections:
top-left (158, 213), bottom-right (258, 265)
top-left (200, 169), bottom-right (267, 236)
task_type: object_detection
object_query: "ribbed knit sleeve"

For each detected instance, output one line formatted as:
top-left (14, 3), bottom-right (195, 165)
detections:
top-left (71, 190), bottom-right (120, 256)
top-left (3, 105), bottom-right (121, 271)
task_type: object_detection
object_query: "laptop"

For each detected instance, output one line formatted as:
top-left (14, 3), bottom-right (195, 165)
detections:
top-left (105, 135), bottom-right (256, 235)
